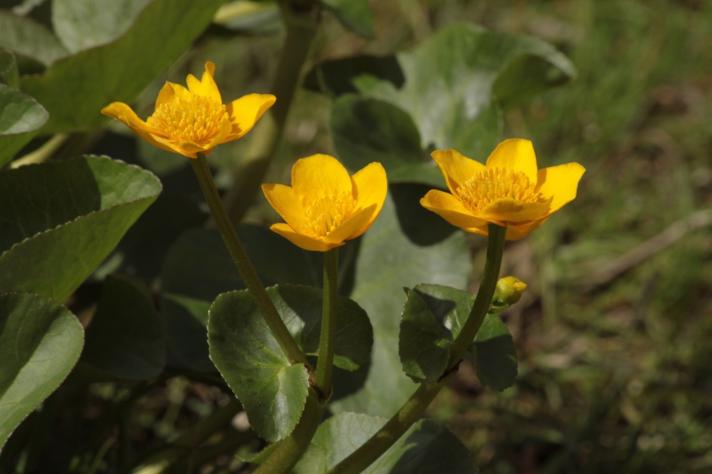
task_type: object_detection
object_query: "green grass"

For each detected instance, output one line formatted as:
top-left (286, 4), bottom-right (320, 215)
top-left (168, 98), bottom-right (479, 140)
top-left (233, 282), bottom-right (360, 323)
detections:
top-left (425, 1), bottom-right (712, 472)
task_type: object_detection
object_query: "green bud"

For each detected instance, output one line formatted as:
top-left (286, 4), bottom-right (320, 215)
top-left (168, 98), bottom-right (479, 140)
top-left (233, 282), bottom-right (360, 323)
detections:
top-left (492, 276), bottom-right (527, 310)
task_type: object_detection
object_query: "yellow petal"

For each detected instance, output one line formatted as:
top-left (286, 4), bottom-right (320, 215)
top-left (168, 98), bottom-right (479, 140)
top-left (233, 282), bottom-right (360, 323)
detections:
top-left (505, 218), bottom-right (548, 240)
top-left (101, 101), bottom-right (178, 152)
top-left (226, 93), bottom-right (276, 139)
top-left (431, 149), bottom-right (485, 193)
top-left (186, 61), bottom-right (222, 102)
top-left (486, 138), bottom-right (538, 183)
top-left (326, 205), bottom-right (378, 243)
top-left (537, 163), bottom-right (586, 214)
top-left (420, 189), bottom-right (488, 233)
top-left (351, 162), bottom-right (388, 236)
top-left (291, 154), bottom-right (353, 199)
top-left (270, 223), bottom-right (338, 252)
top-left (482, 198), bottom-right (551, 224)
top-left (261, 183), bottom-right (309, 232)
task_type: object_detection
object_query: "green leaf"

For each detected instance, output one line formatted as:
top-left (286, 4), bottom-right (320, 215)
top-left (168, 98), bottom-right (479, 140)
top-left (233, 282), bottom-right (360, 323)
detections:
top-left (21, 0), bottom-right (223, 132)
top-left (160, 227), bottom-right (320, 374)
top-left (304, 54), bottom-right (403, 96)
top-left (321, 0), bottom-right (374, 38)
top-left (331, 95), bottom-right (443, 186)
top-left (52, 0), bottom-right (150, 53)
top-left (356, 23), bottom-right (575, 159)
top-left (331, 186), bottom-right (470, 417)
top-left (367, 419), bottom-right (476, 473)
top-left (472, 313), bottom-right (517, 391)
top-left (0, 292), bottom-right (84, 449)
top-left (208, 284), bottom-right (372, 441)
top-left (0, 155), bottom-right (161, 301)
top-left (0, 49), bottom-right (19, 87)
top-left (399, 284), bottom-right (518, 391)
top-left (398, 286), bottom-right (463, 382)
top-left (82, 274), bottom-right (165, 380)
top-left (0, 10), bottom-right (68, 65)
top-left (275, 284), bottom-right (372, 373)
top-left (207, 288), bottom-right (308, 442)
top-left (294, 413), bottom-right (476, 473)
top-left (0, 83), bottom-right (48, 135)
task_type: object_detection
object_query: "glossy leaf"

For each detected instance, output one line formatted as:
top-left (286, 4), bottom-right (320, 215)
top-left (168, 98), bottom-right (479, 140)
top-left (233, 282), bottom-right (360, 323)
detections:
top-left (0, 83), bottom-right (48, 135)
top-left (160, 227), bottom-right (320, 374)
top-left (321, 0), bottom-right (374, 38)
top-left (0, 10), bottom-right (68, 65)
top-left (52, 0), bottom-right (150, 53)
top-left (0, 155), bottom-right (161, 301)
top-left (331, 186), bottom-right (470, 416)
top-left (0, 292), bottom-right (84, 449)
top-left (209, 284), bottom-right (372, 441)
top-left (472, 313), bottom-right (518, 391)
top-left (21, 0), bottom-right (223, 132)
top-left (331, 95), bottom-right (442, 186)
top-left (82, 275), bottom-right (165, 380)
top-left (209, 288), bottom-right (310, 442)
top-left (294, 413), bottom-right (476, 473)
top-left (399, 284), bottom-right (518, 391)
top-left (356, 23), bottom-right (575, 158)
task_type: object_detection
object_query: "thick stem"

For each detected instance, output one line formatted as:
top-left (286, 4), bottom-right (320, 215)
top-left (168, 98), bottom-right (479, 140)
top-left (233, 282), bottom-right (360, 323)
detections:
top-left (225, 0), bottom-right (320, 222)
top-left (315, 248), bottom-right (339, 399)
top-left (191, 154), bottom-right (305, 364)
top-left (328, 224), bottom-right (507, 474)
top-left (252, 392), bottom-right (323, 474)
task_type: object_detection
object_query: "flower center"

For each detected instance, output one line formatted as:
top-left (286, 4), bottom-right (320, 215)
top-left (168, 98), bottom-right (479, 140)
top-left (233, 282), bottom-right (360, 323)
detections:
top-left (457, 167), bottom-right (549, 213)
top-left (147, 95), bottom-right (232, 144)
top-left (301, 192), bottom-right (355, 238)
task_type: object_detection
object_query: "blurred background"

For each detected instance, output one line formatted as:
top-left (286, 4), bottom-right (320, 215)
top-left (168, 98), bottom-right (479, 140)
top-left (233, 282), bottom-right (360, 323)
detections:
top-left (224, 0), bottom-right (712, 471)
top-left (2, 0), bottom-right (710, 472)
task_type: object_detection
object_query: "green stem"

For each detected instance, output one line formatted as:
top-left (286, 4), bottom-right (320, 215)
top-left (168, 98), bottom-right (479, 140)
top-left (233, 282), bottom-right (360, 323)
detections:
top-left (252, 392), bottom-right (323, 474)
top-left (191, 154), bottom-right (305, 364)
top-left (328, 224), bottom-right (507, 474)
top-left (225, 0), bottom-right (320, 223)
top-left (315, 248), bottom-right (339, 399)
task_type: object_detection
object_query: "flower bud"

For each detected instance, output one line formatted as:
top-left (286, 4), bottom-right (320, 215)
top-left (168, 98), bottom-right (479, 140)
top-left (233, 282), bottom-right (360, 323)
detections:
top-left (492, 276), bottom-right (527, 309)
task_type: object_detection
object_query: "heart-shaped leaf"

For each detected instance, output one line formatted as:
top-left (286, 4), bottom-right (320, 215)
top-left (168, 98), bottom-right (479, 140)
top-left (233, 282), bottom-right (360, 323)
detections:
top-left (0, 155), bottom-right (161, 301)
top-left (208, 284), bottom-right (372, 441)
top-left (357, 23), bottom-right (574, 157)
top-left (160, 227), bottom-right (321, 374)
top-left (399, 284), bottom-right (518, 391)
top-left (0, 292), bottom-right (83, 449)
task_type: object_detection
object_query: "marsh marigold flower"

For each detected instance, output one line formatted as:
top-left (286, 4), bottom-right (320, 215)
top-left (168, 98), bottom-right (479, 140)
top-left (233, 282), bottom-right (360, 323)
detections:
top-left (421, 138), bottom-right (585, 239)
top-left (262, 154), bottom-right (387, 252)
top-left (101, 61), bottom-right (275, 158)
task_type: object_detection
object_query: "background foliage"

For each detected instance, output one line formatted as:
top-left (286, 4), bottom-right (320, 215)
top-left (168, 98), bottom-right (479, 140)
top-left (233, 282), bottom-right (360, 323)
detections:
top-left (0, 0), bottom-right (710, 473)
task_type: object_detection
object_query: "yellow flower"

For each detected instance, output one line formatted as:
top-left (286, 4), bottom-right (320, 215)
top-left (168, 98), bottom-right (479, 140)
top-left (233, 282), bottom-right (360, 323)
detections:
top-left (420, 138), bottom-right (585, 240)
top-left (262, 154), bottom-right (388, 252)
top-left (101, 61), bottom-right (275, 159)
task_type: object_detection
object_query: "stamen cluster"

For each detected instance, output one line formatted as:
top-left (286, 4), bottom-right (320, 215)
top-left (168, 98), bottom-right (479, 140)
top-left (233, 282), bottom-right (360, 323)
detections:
top-left (457, 167), bottom-right (550, 213)
top-left (147, 95), bottom-right (232, 145)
